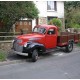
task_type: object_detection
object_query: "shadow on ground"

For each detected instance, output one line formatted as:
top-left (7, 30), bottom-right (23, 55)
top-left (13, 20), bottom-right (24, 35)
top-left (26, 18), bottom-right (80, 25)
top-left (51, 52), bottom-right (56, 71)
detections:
top-left (7, 48), bottom-right (65, 62)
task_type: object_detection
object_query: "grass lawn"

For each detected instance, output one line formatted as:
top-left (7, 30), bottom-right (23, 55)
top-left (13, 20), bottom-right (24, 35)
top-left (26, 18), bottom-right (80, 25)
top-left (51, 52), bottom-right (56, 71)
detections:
top-left (0, 50), bottom-right (6, 62)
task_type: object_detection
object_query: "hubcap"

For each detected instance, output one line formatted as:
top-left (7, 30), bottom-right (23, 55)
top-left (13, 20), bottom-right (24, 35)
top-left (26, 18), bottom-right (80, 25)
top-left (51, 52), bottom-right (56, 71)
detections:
top-left (68, 44), bottom-right (72, 51)
top-left (33, 50), bottom-right (38, 60)
top-left (35, 54), bottom-right (38, 60)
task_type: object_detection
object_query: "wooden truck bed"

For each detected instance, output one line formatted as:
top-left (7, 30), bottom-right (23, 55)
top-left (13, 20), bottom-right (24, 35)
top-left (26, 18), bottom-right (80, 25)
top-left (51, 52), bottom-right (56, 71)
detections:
top-left (57, 32), bottom-right (80, 46)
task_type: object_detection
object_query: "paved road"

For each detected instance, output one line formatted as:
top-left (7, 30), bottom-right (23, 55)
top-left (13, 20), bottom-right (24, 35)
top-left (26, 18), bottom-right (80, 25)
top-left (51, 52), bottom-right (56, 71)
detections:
top-left (0, 46), bottom-right (80, 79)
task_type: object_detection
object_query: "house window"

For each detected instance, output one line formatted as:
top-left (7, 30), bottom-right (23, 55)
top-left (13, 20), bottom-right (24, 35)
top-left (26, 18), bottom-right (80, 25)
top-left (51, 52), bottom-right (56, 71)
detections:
top-left (47, 1), bottom-right (57, 11)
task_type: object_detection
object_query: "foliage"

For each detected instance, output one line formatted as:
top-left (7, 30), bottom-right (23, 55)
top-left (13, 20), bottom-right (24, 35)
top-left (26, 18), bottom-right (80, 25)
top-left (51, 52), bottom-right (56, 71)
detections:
top-left (0, 51), bottom-right (6, 61)
top-left (0, 1), bottom-right (39, 32)
top-left (48, 18), bottom-right (62, 31)
top-left (65, 1), bottom-right (80, 28)
top-left (71, 24), bottom-right (80, 29)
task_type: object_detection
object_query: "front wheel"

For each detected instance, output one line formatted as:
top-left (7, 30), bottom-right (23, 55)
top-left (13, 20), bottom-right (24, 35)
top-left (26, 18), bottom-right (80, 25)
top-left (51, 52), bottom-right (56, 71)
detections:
top-left (65, 42), bottom-right (73, 52)
top-left (32, 49), bottom-right (38, 62)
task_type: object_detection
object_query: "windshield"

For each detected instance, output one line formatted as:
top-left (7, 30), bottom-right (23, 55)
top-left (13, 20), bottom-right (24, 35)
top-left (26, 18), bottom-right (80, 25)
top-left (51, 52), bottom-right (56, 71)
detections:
top-left (33, 27), bottom-right (46, 34)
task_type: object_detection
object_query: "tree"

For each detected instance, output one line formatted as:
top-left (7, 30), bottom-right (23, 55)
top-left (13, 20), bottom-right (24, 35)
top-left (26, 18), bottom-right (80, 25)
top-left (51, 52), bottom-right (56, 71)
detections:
top-left (0, 1), bottom-right (39, 32)
top-left (65, 1), bottom-right (80, 28)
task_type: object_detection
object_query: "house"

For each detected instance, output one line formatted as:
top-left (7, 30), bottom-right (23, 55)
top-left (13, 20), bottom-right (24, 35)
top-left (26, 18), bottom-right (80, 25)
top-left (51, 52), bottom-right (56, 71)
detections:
top-left (14, 1), bottom-right (64, 33)
top-left (34, 1), bottom-right (65, 30)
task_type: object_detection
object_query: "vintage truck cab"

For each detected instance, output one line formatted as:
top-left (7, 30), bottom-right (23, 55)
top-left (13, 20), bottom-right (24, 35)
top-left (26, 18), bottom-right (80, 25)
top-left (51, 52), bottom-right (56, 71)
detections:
top-left (12, 25), bottom-right (74, 62)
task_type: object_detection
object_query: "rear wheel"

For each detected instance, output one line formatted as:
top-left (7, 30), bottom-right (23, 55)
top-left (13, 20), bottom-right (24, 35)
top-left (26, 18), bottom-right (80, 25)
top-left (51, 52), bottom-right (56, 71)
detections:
top-left (32, 49), bottom-right (38, 62)
top-left (65, 42), bottom-right (73, 52)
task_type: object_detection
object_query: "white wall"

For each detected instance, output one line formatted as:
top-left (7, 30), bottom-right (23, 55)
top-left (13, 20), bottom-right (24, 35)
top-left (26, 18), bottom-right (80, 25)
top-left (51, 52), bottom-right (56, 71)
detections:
top-left (34, 1), bottom-right (64, 18)
top-left (57, 1), bottom-right (64, 18)
top-left (34, 1), bottom-right (47, 17)
top-left (32, 19), bottom-right (36, 30)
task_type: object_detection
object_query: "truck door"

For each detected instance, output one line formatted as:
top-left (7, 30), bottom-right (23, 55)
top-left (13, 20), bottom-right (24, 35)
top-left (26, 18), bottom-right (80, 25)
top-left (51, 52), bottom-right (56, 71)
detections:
top-left (45, 28), bottom-right (57, 49)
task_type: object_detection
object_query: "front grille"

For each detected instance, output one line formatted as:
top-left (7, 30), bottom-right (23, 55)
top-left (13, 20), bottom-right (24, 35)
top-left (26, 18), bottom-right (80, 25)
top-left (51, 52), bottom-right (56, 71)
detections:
top-left (13, 40), bottom-right (23, 52)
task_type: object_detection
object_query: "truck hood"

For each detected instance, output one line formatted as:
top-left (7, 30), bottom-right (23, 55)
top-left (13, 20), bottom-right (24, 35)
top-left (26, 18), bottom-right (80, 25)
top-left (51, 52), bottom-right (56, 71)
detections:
top-left (17, 33), bottom-right (44, 39)
top-left (17, 33), bottom-right (45, 44)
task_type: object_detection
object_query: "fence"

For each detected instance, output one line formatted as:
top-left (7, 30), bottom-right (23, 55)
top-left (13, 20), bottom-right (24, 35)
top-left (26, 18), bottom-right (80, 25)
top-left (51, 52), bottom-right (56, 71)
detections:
top-left (1, 28), bottom-right (80, 43)
top-left (0, 32), bottom-right (21, 43)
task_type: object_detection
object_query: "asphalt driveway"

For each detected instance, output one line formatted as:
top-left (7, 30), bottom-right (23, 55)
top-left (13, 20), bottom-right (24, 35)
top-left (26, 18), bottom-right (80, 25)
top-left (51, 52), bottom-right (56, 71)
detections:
top-left (0, 45), bottom-right (80, 79)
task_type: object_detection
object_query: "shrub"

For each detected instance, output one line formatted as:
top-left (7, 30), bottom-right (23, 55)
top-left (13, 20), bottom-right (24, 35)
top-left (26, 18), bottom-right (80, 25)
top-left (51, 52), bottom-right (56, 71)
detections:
top-left (72, 24), bottom-right (80, 29)
top-left (48, 18), bottom-right (62, 32)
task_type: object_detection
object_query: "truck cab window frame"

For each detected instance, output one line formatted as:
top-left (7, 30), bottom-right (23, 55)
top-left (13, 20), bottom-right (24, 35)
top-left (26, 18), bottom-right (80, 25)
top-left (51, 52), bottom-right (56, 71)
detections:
top-left (47, 28), bottom-right (55, 35)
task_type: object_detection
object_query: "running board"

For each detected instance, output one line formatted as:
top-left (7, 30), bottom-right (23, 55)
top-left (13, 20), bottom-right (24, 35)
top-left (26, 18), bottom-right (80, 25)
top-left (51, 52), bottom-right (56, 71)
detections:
top-left (44, 47), bottom-right (61, 53)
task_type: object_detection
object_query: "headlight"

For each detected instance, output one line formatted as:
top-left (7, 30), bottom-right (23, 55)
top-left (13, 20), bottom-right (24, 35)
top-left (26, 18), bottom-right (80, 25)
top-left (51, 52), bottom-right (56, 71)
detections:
top-left (12, 40), bottom-right (15, 43)
top-left (24, 43), bottom-right (27, 47)
top-left (12, 38), bottom-right (17, 43)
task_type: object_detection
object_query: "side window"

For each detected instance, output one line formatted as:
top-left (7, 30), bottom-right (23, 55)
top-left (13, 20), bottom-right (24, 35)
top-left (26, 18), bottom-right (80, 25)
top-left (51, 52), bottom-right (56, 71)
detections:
top-left (47, 29), bottom-right (55, 35)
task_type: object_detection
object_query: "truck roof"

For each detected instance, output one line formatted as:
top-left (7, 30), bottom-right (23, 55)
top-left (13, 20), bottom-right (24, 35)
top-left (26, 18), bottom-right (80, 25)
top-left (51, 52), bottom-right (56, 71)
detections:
top-left (36, 24), bottom-right (58, 29)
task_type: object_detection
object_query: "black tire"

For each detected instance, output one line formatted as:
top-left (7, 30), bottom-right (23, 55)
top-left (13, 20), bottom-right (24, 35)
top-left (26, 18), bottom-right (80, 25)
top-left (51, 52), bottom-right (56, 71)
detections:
top-left (65, 42), bottom-right (73, 52)
top-left (32, 49), bottom-right (38, 62)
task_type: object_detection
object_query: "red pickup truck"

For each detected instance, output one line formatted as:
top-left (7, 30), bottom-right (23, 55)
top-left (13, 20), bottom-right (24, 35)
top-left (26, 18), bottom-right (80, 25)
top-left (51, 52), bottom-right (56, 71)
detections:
top-left (12, 25), bottom-right (80, 62)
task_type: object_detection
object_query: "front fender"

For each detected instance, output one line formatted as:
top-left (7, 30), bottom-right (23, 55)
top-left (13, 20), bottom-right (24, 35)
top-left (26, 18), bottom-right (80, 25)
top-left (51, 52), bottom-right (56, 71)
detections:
top-left (23, 42), bottom-right (46, 54)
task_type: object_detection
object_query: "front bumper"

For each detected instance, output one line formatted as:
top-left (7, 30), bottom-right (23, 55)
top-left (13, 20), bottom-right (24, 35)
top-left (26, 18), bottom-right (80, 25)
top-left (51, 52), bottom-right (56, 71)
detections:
top-left (11, 49), bottom-right (28, 56)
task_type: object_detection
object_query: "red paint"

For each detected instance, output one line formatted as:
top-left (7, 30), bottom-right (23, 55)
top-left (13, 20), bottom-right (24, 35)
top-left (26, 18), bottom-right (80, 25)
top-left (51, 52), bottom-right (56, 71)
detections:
top-left (16, 24), bottom-right (80, 49)
top-left (45, 27), bottom-right (57, 49)
top-left (16, 25), bottom-right (58, 49)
